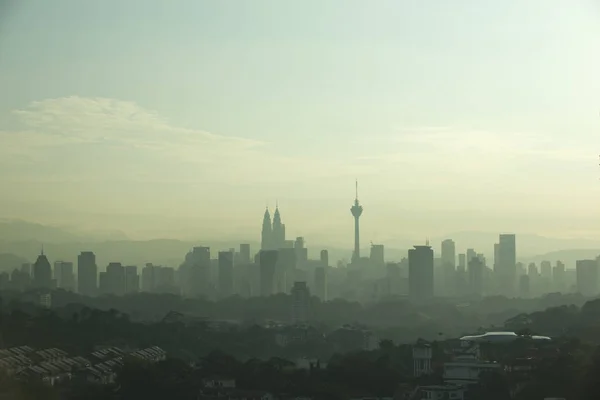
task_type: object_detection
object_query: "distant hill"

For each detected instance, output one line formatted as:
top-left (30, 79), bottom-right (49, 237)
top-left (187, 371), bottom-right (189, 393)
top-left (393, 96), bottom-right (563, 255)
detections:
top-left (0, 253), bottom-right (29, 272)
top-left (0, 219), bottom-right (129, 243)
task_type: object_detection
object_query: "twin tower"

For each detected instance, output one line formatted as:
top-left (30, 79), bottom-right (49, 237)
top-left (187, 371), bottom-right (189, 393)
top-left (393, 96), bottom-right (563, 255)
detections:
top-left (261, 206), bottom-right (286, 251)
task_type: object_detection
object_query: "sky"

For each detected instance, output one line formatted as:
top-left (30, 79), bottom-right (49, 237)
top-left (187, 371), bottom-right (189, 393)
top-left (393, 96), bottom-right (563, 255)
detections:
top-left (0, 0), bottom-right (600, 246)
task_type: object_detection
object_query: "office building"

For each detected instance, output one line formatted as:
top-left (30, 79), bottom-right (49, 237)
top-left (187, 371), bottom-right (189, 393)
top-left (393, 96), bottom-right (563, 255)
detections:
top-left (468, 257), bottom-right (484, 297)
top-left (409, 245), bottom-right (434, 302)
top-left (239, 244), bottom-right (251, 265)
top-left (314, 266), bottom-right (327, 301)
top-left (33, 250), bottom-right (53, 289)
top-left (125, 265), bottom-right (139, 294)
top-left (259, 250), bottom-right (278, 297)
top-left (77, 251), bottom-right (97, 296)
top-left (218, 250), bottom-right (235, 298)
top-left (576, 260), bottom-right (598, 296)
top-left (54, 261), bottom-right (75, 292)
top-left (291, 281), bottom-right (310, 323)
top-left (320, 250), bottom-right (329, 268)
top-left (370, 244), bottom-right (385, 269)
top-left (496, 234), bottom-right (516, 296)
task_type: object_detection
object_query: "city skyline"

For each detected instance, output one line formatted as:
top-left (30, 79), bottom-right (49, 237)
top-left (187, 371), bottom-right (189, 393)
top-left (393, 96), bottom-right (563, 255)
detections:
top-left (0, 1), bottom-right (599, 242)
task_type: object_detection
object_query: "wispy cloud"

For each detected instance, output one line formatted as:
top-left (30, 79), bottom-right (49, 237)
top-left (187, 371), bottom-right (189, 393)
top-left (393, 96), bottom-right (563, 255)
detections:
top-left (0, 96), bottom-right (362, 184)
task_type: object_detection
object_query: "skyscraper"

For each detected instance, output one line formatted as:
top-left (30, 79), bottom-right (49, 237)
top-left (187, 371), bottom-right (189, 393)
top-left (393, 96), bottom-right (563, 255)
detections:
top-left (350, 180), bottom-right (363, 263)
top-left (239, 244), bottom-right (251, 264)
top-left (370, 244), bottom-right (385, 268)
top-left (218, 250), bottom-right (235, 298)
top-left (314, 266), bottom-right (327, 301)
top-left (320, 250), bottom-right (329, 268)
top-left (272, 205), bottom-right (286, 250)
top-left (77, 251), bottom-right (97, 296)
top-left (54, 261), bottom-right (75, 292)
top-left (441, 239), bottom-right (456, 295)
top-left (408, 245), bottom-right (434, 302)
top-left (125, 265), bottom-right (139, 294)
top-left (261, 206), bottom-right (286, 251)
top-left (576, 260), bottom-right (598, 296)
top-left (259, 250), bottom-right (278, 297)
top-left (33, 250), bottom-right (52, 289)
top-left (496, 234), bottom-right (517, 296)
top-left (291, 281), bottom-right (310, 323)
top-left (261, 208), bottom-right (272, 250)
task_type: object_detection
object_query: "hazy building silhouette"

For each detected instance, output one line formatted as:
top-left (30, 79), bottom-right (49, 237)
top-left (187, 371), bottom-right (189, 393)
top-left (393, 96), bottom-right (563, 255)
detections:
top-left (458, 254), bottom-right (466, 271)
top-left (272, 205), bottom-right (286, 250)
top-left (350, 180), bottom-right (363, 263)
top-left (441, 239), bottom-right (456, 295)
top-left (314, 266), bottom-right (327, 301)
top-left (54, 261), bottom-right (75, 292)
top-left (409, 245), bottom-right (434, 302)
top-left (553, 260), bottom-right (566, 292)
top-left (189, 247), bottom-right (211, 298)
top-left (496, 234), bottom-right (517, 296)
top-left (277, 247), bottom-right (296, 293)
top-left (261, 208), bottom-right (272, 250)
top-left (239, 244), bottom-right (251, 264)
top-left (294, 237), bottom-right (308, 265)
top-left (124, 265), bottom-right (139, 293)
top-left (77, 251), bottom-right (97, 296)
top-left (468, 257), bottom-right (484, 297)
top-left (576, 259), bottom-right (598, 296)
top-left (291, 281), bottom-right (310, 323)
top-left (370, 244), bottom-right (385, 269)
top-left (102, 262), bottom-right (125, 296)
top-left (33, 250), bottom-right (53, 289)
top-left (218, 250), bottom-right (235, 298)
top-left (320, 250), bottom-right (329, 267)
top-left (259, 250), bottom-right (278, 297)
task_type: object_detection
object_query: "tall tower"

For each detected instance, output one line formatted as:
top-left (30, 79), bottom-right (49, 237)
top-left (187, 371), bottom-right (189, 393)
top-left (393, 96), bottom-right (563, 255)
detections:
top-left (261, 207), bottom-right (272, 250)
top-left (272, 204), bottom-right (285, 250)
top-left (350, 180), bottom-right (363, 263)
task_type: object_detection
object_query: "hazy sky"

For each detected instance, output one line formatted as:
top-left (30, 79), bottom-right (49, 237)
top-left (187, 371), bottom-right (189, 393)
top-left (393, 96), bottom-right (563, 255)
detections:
top-left (1, 0), bottom-right (600, 245)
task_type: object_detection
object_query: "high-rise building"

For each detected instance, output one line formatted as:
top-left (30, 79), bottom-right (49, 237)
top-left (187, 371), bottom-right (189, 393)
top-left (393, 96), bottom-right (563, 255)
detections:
top-left (272, 206), bottom-right (286, 250)
top-left (458, 254), bottom-right (466, 271)
top-left (101, 262), bottom-right (125, 296)
top-left (125, 265), bottom-right (139, 294)
top-left (218, 250), bottom-right (235, 298)
top-left (261, 208), bottom-right (272, 250)
top-left (294, 237), bottom-right (308, 265)
top-left (54, 261), bottom-right (75, 292)
top-left (239, 244), bottom-right (251, 264)
top-left (553, 261), bottom-right (566, 292)
top-left (408, 245), bottom-right (434, 302)
top-left (370, 244), bottom-right (385, 268)
top-left (320, 250), bottom-right (329, 268)
top-left (189, 247), bottom-right (211, 298)
top-left (77, 251), bottom-right (97, 296)
top-left (441, 239), bottom-right (456, 295)
top-left (496, 234), bottom-right (516, 296)
top-left (314, 266), bottom-right (327, 301)
top-left (259, 250), bottom-right (278, 297)
top-left (350, 180), bottom-right (363, 263)
top-left (576, 260), bottom-right (598, 296)
top-left (261, 206), bottom-right (287, 251)
top-left (468, 257), bottom-right (484, 297)
top-left (441, 240), bottom-right (456, 267)
top-left (33, 250), bottom-right (53, 289)
top-left (291, 281), bottom-right (310, 323)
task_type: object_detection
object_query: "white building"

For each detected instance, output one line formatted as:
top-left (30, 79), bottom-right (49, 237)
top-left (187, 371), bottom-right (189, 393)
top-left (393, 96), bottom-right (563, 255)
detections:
top-left (413, 344), bottom-right (433, 377)
top-left (415, 385), bottom-right (465, 400)
top-left (443, 357), bottom-right (501, 385)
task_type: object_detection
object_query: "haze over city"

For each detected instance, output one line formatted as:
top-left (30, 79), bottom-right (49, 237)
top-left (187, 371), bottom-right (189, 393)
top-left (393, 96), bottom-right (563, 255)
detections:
top-left (1, 0), bottom-right (600, 245)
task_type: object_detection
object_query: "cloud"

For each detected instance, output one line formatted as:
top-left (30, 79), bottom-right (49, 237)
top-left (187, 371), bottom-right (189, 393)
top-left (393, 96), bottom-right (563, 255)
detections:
top-left (0, 96), bottom-right (362, 184)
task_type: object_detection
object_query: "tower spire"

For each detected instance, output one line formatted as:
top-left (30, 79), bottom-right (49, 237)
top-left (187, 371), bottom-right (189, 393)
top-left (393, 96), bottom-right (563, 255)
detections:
top-left (355, 179), bottom-right (358, 200)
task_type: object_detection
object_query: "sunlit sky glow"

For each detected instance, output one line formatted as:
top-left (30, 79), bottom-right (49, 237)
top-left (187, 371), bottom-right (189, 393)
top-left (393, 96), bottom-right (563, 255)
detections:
top-left (1, 0), bottom-right (600, 246)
